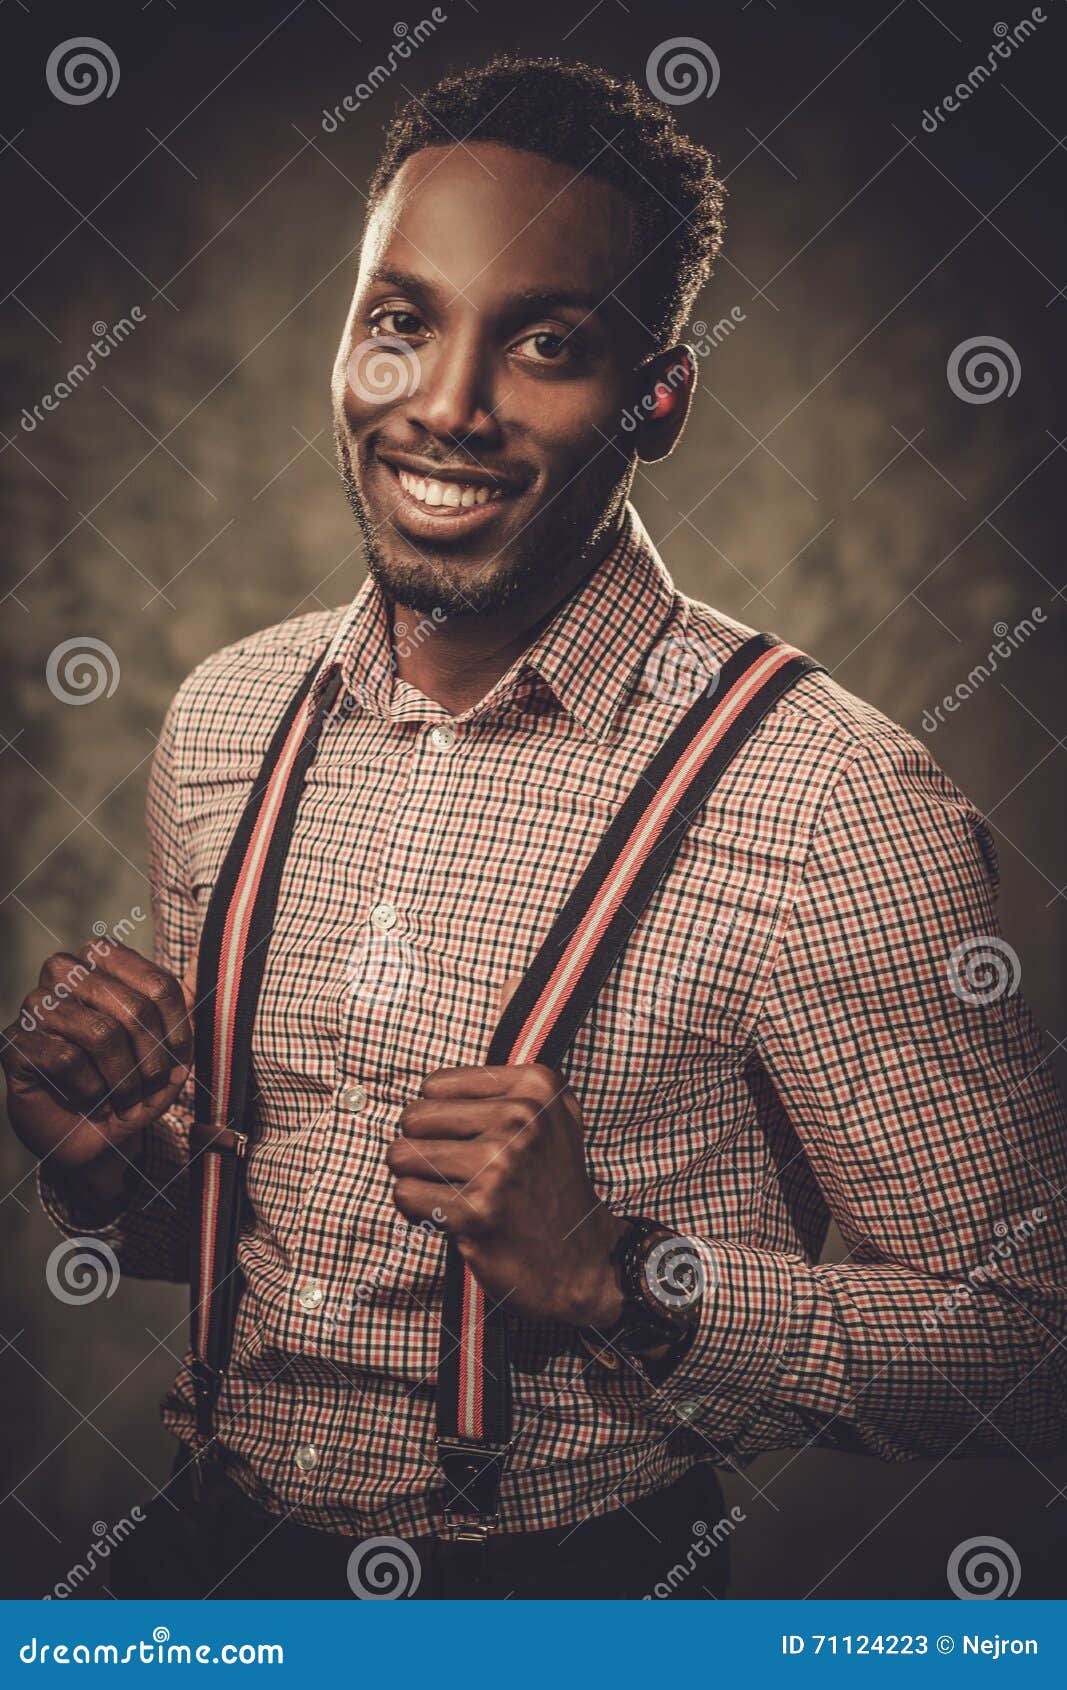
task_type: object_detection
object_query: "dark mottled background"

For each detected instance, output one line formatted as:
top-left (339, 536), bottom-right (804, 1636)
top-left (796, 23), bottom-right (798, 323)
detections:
top-left (2, 0), bottom-right (1065, 1599)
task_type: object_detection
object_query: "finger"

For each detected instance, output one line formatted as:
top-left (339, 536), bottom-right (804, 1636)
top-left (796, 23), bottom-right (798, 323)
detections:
top-left (417, 1061), bottom-right (517, 1101)
top-left (386, 1134), bottom-right (489, 1184)
top-left (398, 1096), bottom-right (518, 1140)
top-left (95, 942), bottom-right (194, 1069)
top-left (4, 1028), bottom-right (113, 1118)
top-left (18, 992), bottom-right (147, 1115)
top-left (39, 959), bottom-right (172, 1113)
top-left (391, 1179), bottom-right (478, 1236)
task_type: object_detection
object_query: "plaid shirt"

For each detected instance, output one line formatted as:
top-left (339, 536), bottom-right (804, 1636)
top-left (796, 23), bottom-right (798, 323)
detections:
top-left (41, 505), bottom-right (1067, 1538)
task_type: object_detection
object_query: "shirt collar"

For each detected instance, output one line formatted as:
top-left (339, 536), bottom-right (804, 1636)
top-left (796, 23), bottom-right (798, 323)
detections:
top-left (313, 502), bottom-right (680, 741)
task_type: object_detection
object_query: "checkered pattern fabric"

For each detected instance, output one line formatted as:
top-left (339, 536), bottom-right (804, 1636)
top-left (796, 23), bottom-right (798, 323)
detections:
top-left (40, 504), bottom-right (1067, 1538)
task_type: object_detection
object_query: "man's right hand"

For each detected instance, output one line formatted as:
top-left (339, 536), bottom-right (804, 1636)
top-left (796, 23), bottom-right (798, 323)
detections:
top-left (2, 942), bottom-right (195, 1199)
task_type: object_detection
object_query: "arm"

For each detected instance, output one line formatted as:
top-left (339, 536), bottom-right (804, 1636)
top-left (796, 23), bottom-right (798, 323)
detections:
top-left (642, 726), bottom-right (1067, 1458)
top-left (34, 689), bottom-right (199, 1283)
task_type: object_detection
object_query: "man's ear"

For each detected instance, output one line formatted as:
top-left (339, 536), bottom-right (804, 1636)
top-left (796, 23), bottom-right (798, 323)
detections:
top-left (626, 346), bottom-right (696, 463)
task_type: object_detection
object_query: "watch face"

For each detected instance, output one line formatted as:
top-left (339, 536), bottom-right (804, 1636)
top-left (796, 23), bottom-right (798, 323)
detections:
top-left (631, 1226), bottom-right (705, 1327)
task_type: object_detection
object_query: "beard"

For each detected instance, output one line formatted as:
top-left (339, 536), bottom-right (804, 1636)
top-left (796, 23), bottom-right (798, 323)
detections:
top-left (334, 422), bottom-right (630, 619)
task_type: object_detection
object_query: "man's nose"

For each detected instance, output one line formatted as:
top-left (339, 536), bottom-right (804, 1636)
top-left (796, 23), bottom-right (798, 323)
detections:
top-left (405, 329), bottom-right (498, 446)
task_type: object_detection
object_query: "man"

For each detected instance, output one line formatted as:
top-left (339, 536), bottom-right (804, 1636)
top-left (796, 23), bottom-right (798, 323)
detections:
top-left (5, 56), bottom-right (1066, 1601)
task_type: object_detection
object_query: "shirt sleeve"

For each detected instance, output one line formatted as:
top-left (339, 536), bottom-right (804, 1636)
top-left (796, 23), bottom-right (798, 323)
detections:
top-left (639, 723), bottom-right (1067, 1460)
top-left (37, 688), bottom-right (198, 1283)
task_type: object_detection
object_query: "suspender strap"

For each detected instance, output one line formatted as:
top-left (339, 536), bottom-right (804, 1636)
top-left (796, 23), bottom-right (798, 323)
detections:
top-left (433, 633), bottom-right (823, 1536)
top-left (189, 658), bottom-right (342, 1451)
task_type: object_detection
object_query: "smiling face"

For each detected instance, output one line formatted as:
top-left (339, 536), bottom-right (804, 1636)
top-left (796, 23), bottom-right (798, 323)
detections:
top-left (331, 141), bottom-right (654, 618)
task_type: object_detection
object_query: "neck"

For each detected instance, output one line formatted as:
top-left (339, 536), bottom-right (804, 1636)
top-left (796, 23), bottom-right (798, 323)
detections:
top-left (390, 519), bottom-right (624, 716)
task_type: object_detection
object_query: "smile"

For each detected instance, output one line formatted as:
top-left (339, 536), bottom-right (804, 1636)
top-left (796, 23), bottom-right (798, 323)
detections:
top-left (395, 468), bottom-right (505, 508)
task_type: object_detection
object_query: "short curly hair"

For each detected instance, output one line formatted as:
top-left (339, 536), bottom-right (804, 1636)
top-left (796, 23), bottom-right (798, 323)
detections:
top-left (368, 54), bottom-right (725, 350)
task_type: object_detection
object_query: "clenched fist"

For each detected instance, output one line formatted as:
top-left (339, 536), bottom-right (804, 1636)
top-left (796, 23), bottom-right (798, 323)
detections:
top-left (2, 940), bottom-right (194, 1200)
top-left (386, 1062), bottom-right (626, 1328)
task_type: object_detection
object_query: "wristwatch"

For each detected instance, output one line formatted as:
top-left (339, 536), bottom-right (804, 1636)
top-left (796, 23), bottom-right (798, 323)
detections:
top-left (580, 1215), bottom-right (705, 1362)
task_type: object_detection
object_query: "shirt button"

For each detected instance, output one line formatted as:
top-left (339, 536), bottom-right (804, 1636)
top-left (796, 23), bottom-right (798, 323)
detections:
top-left (429, 722), bottom-right (456, 750)
top-left (294, 1444), bottom-right (318, 1472)
top-left (338, 1083), bottom-right (368, 1113)
top-left (675, 1399), bottom-right (702, 1422)
top-left (370, 902), bottom-right (398, 932)
top-left (297, 1281), bottom-right (325, 1311)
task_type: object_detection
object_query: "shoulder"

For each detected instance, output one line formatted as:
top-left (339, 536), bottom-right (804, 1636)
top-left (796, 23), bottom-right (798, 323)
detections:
top-left (670, 591), bottom-right (994, 876)
top-left (160, 605), bottom-right (348, 765)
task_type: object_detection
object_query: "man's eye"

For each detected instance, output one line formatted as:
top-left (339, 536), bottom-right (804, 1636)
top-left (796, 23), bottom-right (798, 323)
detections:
top-left (370, 309), bottom-right (427, 340)
top-left (512, 329), bottom-right (580, 366)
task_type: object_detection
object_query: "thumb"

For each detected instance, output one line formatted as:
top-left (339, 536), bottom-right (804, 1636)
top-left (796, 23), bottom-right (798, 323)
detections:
top-left (498, 971), bottom-right (522, 1014)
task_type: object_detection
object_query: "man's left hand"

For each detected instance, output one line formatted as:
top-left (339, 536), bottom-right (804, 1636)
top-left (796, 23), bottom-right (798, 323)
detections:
top-left (386, 1062), bottom-right (626, 1327)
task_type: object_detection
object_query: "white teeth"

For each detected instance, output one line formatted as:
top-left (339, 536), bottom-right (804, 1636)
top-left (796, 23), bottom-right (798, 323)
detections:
top-left (395, 466), bottom-right (506, 509)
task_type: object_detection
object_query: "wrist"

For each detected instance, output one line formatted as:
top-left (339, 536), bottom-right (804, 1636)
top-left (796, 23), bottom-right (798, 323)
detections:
top-left (569, 1209), bottom-right (627, 1328)
top-left (579, 1215), bottom-right (705, 1361)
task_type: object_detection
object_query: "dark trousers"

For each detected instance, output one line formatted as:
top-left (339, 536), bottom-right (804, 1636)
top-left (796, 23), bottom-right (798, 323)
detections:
top-left (112, 1457), bottom-right (730, 1600)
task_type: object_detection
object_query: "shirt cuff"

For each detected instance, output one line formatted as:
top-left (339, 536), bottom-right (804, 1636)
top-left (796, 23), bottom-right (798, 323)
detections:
top-left (636, 1238), bottom-right (802, 1434)
top-left (37, 1156), bottom-right (142, 1238)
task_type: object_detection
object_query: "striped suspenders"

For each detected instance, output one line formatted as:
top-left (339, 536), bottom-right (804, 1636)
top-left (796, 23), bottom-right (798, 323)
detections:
top-left (186, 631), bottom-right (823, 1531)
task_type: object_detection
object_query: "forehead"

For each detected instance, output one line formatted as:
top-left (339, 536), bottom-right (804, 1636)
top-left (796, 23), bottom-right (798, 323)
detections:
top-left (359, 141), bottom-right (638, 305)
